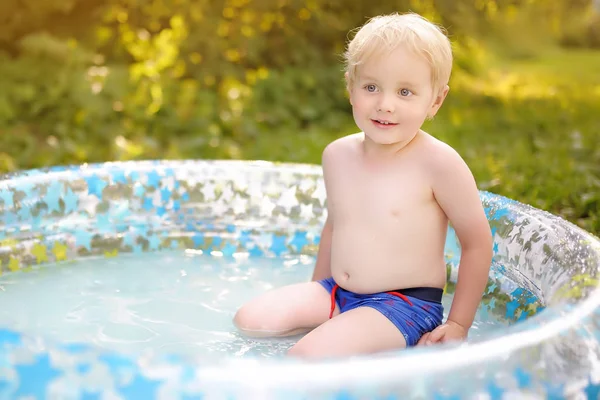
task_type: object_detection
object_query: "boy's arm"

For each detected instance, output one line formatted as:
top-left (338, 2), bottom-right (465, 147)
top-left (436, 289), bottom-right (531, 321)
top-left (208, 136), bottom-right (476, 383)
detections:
top-left (311, 216), bottom-right (333, 281)
top-left (311, 144), bottom-right (336, 282)
top-left (430, 147), bottom-right (493, 333)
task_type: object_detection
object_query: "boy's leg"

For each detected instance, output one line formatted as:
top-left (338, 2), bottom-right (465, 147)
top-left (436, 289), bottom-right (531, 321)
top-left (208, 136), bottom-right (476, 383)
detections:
top-left (234, 281), bottom-right (338, 338)
top-left (287, 306), bottom-right (406, 359)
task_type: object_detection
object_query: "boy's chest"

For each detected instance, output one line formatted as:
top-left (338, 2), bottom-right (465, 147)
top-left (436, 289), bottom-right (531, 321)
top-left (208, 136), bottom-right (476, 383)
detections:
top-left (328, 164), bottom-right (432, 217)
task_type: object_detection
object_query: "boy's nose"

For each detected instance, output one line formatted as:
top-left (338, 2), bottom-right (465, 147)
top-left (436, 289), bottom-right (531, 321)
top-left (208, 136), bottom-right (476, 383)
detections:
top-left (377, 95), bottom-right (395, 113)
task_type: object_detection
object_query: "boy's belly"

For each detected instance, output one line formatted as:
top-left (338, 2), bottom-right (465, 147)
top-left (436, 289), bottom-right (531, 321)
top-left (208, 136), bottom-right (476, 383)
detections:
top-left (329, 221), bottom-right (448, 294)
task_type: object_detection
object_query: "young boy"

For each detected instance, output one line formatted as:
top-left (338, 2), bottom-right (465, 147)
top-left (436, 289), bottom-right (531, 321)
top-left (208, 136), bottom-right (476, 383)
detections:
top-left (233, 12), bottom-right (493, 359)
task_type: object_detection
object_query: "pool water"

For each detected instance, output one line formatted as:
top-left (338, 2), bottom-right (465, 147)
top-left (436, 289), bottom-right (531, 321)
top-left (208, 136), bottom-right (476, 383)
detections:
top-left (0, 252), bottom-right (507, 363)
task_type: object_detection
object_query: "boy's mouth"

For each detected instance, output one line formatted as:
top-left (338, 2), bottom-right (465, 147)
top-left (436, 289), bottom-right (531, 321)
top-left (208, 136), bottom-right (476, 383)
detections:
top-left (372, 119), bottom-right (398, 127)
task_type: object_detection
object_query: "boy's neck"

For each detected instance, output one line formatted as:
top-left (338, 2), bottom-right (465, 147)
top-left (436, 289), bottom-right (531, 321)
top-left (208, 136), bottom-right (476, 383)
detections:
top-left (360, 130), bottom-right (421, 161)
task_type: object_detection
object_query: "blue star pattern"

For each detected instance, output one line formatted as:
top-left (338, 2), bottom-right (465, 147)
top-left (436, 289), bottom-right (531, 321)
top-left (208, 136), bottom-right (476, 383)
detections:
top-left (44, 181), bottom-right (63, 212)
top-left (478, 304), bottom-right (491, 320)
top-left (123, 232), bottom-right (137, 248)
top-left (161, 187), bottom-right (172, 203)
top-left (134, 183), bottom-right (146, 197)
top-left (0, 329), bottom-right (21, 346)
top-left (84, 174), bottom-right (108, 199)
top-left (96, 213), bottom-right (112, 233)
top-left (148, 234), bottom-right (161, 250)
top-left (62, 343), bottom-right (89, 353)
top-left (143, 197), bottom-right (154, 210)
top-left (543, 382), bottom-right (565, 400)
top-left (110, 169), bottom-right (128, 184)
top-left (76, 363), bottom-right (92, 374)
top-left (506, 300), bottom-right (520, 319)
top-left (249, 245), bottom-right (264, 257)
top-left (192, 233), bottom-right (205, 247)
top-left (0, 189), bottom-right (14, 208)
top-left (333, 391), bottom-right (356, 400)
top-left (270, 234), bottom-right (288, 256)
top-left (513, 368), bottom-right (531, 389)
top-left (314, 234), bottom-right (321, 245)
top-left (31, 214), bottom-right (42, 229)
top-left (117, 373), bottom-right (162, 399)
top-left (99, 353), bottom-right (135, 371)
top-left (204, 236), bottom-right (221, 252)
top-left (289, 231), bottom-right (308, 251)
top-left (135, 224), bottom-right (149, 238)
top-left (0, 161), bottom-right (597, 399)
top-left (63, 187), bottom-right (79, 213)
top-left (3, 210), bottom-right (16, 224)
top-left (239, 230), bottom-right (252, 245)
top-left (584, 379), bottom-right (600, 399)
top-left (74, 229), bottom-right (94, 251)
top-left (17, 205), bottom-right (31, 220)
top-left (129, 170), bottom-right (140, 182)
top-left (221, 242), bottom-right (237, 257)
top-left (14, 354), bottom-right (62, 399)
top-left (486, 381), bottom-right (504, 400)
top-left (145, 171), bottom-right (161, 188)
top-left (517, 310), bottom-right (529, 322)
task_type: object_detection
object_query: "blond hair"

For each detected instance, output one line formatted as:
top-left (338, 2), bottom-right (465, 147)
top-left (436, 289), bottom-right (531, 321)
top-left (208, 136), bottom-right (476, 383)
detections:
top-left (344, 12), bottom-right (453, 93)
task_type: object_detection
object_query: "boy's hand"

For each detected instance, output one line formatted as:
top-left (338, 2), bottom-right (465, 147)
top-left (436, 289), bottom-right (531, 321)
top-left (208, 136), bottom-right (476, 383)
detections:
top-left (417, 320), bottom-right (467, 346)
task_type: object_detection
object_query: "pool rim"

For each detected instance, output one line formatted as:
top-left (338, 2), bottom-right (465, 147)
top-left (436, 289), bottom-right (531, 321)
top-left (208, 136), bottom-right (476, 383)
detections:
top-left (0, 158), bottom-right (599, 395)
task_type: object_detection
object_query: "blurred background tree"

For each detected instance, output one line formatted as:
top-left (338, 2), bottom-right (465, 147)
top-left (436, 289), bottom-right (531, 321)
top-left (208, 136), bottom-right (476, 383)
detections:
top-left (0, 0), bottom-right (598, 234)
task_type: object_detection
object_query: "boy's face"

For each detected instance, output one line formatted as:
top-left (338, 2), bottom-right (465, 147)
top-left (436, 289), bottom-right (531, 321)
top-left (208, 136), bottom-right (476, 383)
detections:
top-left (347, 45), bottom-right (448, 146)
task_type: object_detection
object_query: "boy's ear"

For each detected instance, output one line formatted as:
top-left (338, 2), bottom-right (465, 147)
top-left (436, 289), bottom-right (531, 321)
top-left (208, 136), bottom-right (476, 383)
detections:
top-left (428, 85), bottom-right (449, 119)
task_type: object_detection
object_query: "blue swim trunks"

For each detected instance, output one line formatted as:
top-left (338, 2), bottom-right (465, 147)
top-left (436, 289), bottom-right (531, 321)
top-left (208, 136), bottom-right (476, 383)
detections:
top-left (318, 277), bottom-right (444, 347)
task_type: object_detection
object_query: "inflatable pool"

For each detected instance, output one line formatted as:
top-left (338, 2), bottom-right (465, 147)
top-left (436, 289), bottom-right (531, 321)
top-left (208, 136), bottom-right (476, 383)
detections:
top-left (0, 160), bottom-right (599, 399)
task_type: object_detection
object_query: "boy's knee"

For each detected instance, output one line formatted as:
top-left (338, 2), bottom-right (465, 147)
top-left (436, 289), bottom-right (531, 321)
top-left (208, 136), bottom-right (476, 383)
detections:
top-left (287, 342), bottom-right (326, 359)
top-left (233, 306), bottom-right (256, 331)
top-left (233, 306), bottom-right (278, 337)
top-left (234, 306), bottom-right (305, 338)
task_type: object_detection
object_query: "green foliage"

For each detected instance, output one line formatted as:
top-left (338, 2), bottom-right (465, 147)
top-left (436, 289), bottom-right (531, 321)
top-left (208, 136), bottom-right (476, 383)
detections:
top-left (433, 49), bottom-right (600, 234)
top-left (0, 0), bottom-right (598, 235)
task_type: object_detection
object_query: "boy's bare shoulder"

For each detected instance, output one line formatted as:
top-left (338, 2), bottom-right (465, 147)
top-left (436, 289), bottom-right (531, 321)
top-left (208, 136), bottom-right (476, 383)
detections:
top-left (322, 133), bottom-right (363, 163)
top-left (418, 131), bottom-right (467, 169)
top-left (416, 132), bottom-right (476, 190)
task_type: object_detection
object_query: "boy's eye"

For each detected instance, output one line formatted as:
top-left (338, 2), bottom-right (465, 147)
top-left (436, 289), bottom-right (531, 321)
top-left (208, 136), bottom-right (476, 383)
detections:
top-left (365, 84), bottom-right (377, 92)
top-left (399, 88), bottom-right (412, 96)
